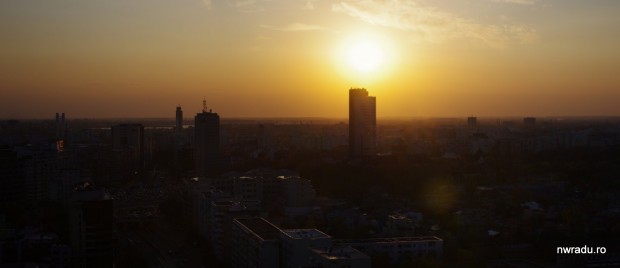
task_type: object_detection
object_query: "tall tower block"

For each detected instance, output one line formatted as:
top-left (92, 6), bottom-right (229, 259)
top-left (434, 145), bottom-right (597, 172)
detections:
top-left (175, 106), bottom-right (183, 131)
top-left (194, 99), bottom-right (221, 176)
top-left (349, 88), bottom-right (376, 158)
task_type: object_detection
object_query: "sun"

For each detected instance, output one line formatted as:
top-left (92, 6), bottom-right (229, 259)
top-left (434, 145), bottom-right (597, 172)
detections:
top-left (334, 32), bottom-right (395, 80)
top-left (347, 41), bottom-right (386, 73)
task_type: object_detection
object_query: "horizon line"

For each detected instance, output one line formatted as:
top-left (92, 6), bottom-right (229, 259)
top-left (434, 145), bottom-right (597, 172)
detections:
top-left (4, 115), bottom-right (620, 121)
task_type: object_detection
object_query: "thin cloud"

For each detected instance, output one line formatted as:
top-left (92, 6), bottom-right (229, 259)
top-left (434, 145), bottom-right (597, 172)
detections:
top-left (201, 0), bottom-right (212, 10)
top-left (332, 0), bottom-right (537, 48)
top-left (491, 0), bottom-right (537, 5)
top-left (233, 0), bottom-right (257, 7)
top-left (227, 0), bottom-right (267, 13)
top-left (261, 23), bottom-right (324, 32)
top-left (303, 1), bottom-right (315, 10)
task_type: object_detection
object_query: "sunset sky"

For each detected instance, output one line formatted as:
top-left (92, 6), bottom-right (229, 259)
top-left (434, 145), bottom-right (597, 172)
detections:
top-left (1, 0), bottom-right (619, 119)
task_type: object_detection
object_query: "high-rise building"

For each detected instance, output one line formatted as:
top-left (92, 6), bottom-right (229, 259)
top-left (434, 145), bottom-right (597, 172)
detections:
top-left (194, 99), bottom-right (221, 177)
top-left (175, 105), bottom-right (183, 131)
top-left (70, 185), bottom-right (116, 268)
top-left (55, 112), bottom-right (67, 150)
top-left (349, 88), bottom-right (376, 157)
top-left (467, 116), bottom-right (478, 127)
top-left (523, 117), bottom-right (536, 126)
top-left (55, 112), bottom-right (66, 140)
top-left (0, 146), bottom-right (23, 205)
top-left (111, 123), bottom-right (144, 168)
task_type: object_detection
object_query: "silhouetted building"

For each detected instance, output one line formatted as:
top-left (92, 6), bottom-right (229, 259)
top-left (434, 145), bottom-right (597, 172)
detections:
top-left (55, 113), bottom-right (66, 140)
top-left (69, 185), bottom-right (115, 268)
top-left (194, 99), bottom-right (221, 177)
top-left (17, 143), bottom-right (59, 203)
top-left (55, 113), bottom-right (67, 150)
top-left (349, 88), bottom-right (376, 157)
top-left (524, 117), bottom-right (537, 126)
top-left (281, 176), bottom-right (315, 207)
top-left (175, 105), bottom-right (183, 131)
top-left (212, 170), bottom-right (316, 214)
top-left (50, 244), bottom-right (72, 268)
top-left (383, 214), bottom-right (416, 237)
top-left (111, 123), bottom-right (144, 168)
top-left (0, 146), bottom-right (23, 205)
top-left (467, 116), bottom-right (478, 127)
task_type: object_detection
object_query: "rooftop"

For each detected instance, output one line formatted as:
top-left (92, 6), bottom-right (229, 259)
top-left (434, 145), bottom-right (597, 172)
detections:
top-left (335, 236), bottom-right (442, 244)
top-left (312, 246), bottom-right (369, 260)
top-left (281, 229), bottom-right (330, 240)
top-left (235, 218), bottom-right (281, 241)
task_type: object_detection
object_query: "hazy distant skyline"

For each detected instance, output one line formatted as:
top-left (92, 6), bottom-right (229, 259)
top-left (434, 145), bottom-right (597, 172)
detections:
top-left (2, 0), bottom-right (620, 119)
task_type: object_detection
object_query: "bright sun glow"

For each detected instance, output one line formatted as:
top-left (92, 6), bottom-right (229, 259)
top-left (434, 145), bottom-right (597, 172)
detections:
top-left (335, 32), bottom-right (396, 81)
top-left (346, 40), bottom-right (386, 73)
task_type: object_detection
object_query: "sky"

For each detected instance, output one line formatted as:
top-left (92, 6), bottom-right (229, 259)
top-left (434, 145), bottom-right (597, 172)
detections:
top-left (1, 0), bottom-right (620, 119)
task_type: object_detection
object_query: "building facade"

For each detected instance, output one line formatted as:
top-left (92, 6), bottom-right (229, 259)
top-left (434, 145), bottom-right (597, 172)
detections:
top-left (336, 236), bottom-right (443, 264)
top-left (70, 187), bottom-right (116, 268)
top-left (232, 218), bottom-right (282, 268)
top-left (349, 88), bottom-right (376, 157)
top-left (111, 123), bottom-right (144, 168)
top-left (194, 101), bottom-right (221, 177)
top-left (175, 106), bottom-right (183, 131)
top-left (232, 218), bottom-right (370, 268)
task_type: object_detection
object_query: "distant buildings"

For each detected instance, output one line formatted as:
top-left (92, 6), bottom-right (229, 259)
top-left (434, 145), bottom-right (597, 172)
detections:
top-left (175, 105), bottom-right (183, 131)
top-left (349, 88), bottom-right (376, 158)
top-left (383, 214), bottom-right (416, 237)
top-left (214, 170), bottom-right (317, 215)
top-left (523, 117), bottom-right (536, 126)
top-left (281, 176), bottom-right (316, 208)
top-left (111, 123), bottom-right (144, 168)
top-left (194, 99), bottom-right (221, 177)
top-left (55, 112), bottom-right (67, 150)
top-left (111, 124), bottom-right (144, 153)
top-left (467, 116), bottom-right (478, 127)
top-left (186, 169), bottom-right (319, 241)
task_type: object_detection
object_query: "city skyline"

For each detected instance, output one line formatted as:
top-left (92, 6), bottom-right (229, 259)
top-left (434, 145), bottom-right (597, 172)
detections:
top-left (2, 0), bottom-right (620, 119)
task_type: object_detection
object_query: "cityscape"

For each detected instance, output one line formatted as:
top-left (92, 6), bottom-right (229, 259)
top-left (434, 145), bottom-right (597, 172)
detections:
top-left (1, 91), bottom-right (619, 267)
top-left (2, 1), bottom-right (620, 268)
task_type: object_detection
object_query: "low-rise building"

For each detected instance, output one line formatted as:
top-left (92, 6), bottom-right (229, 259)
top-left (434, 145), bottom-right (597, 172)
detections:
top-left (231, 218), bottom-right (281, 268)
top-left (232, 218), bottom-right (371, 268)
top-left (210, 199), bottom-right (262, 262)
top-left (309, 246), bottom-right (371, 268)
top-left (280, 229), bottom-right (332, 268)
top-left (335, 236), bottom-right (443, 264)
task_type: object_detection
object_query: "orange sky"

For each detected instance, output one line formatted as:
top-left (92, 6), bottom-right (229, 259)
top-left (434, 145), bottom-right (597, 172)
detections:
top-left (1, 0), bottom-right (620, 119)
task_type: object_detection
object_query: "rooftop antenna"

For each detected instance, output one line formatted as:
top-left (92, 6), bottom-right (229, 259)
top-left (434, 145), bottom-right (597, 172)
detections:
top-left (202, 97), bottom-right (207, 113)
